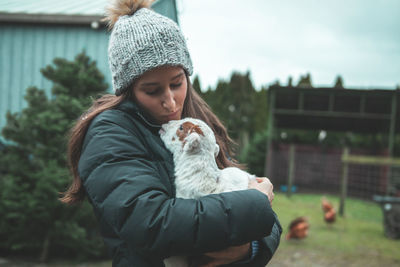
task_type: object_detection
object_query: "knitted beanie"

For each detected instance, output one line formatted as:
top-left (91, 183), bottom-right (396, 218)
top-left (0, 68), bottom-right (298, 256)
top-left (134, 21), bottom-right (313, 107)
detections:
top-left (106, 0), bottom-right (193, 96)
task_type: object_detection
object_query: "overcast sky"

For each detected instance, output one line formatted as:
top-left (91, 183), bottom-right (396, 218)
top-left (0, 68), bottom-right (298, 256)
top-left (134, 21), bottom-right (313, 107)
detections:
top-left (177, 0), bottom-right (400, 90)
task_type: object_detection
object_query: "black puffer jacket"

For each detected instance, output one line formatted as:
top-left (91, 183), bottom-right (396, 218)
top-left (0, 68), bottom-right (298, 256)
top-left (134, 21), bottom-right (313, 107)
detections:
top-left (78, 99), bottom-right (282, 266)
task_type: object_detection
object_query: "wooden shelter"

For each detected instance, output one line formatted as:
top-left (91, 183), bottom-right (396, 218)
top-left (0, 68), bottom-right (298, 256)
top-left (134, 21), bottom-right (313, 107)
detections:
top-left (265, 85), bottom-right (399, 202)
top-left (265, 85), bottom-right (399, 171)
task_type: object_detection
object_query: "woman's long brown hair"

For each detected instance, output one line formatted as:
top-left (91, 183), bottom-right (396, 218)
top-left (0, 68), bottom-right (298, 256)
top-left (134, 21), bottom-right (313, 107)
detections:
top-left (60, 77), bottom-right (239, 204)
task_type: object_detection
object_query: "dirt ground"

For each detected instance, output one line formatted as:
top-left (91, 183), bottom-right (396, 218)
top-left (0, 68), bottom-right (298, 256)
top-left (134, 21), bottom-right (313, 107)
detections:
top-left (2, 255), bottom-right (399, 267)
top-left (1, 249), bottom-right (400, 267)
top-left (267, 247), bottom-right (400, 267)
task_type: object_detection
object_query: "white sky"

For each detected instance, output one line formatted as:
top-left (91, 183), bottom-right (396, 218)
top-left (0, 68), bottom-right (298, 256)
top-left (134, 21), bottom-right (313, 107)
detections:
top-left (177, 0), bottom-right (400, 90)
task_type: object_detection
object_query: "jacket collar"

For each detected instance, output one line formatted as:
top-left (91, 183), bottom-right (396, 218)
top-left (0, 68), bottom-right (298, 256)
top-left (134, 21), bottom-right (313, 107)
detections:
top-left (117, 99), bottom-right (162, 131)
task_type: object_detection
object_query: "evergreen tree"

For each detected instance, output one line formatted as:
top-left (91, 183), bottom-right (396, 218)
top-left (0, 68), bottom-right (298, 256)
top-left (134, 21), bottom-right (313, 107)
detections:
top-left (198, 72), bottom-right (270, 159)
top-left (252, 87), bottom-right (269, 133)
top-left (192, 75), bottom-right (202, 95)
top-left (239, 130), bottom-right (268, 176)
top-left (206, 79), bottom-right (230, 123)
top-left (271, 80), bottom-right (281, 87)
top-left (201, 85), bottom-right (215, 106)
top-left (226, 71), bottom-right (257, 149)
top-left (204, 72), bottom-right (258, 151)
top-left (0, 52), bottom-right (108, 261)
top-left (288, 76), bottom-right (293, 87)
top-left (297, 73), bottom-right (313, 87)
top-left (334, 75), bottom-right (344, 88)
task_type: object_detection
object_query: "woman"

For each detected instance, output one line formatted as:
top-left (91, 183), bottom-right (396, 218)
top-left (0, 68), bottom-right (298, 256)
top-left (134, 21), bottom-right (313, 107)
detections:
top-left (61, 1), bottom-right (281, 266)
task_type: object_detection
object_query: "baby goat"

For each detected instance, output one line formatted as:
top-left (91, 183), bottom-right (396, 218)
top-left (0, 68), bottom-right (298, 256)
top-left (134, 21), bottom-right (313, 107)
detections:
top-left (159, 117), bottom-right (255, 199)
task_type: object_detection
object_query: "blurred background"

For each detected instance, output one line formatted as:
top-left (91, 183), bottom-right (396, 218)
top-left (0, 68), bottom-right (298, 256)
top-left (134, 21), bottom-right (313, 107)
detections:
top-left (0, 0), bottom-right (399, 266)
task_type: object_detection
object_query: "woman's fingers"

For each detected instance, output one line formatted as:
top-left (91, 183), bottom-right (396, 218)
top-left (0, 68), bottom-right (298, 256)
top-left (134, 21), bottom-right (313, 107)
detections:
top-left (249, 177), bottom-right (274, 203)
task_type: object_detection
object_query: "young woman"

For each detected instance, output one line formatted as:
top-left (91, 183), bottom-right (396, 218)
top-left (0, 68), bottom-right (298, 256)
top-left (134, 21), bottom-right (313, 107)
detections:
top-left (61, 1), bottom-right (281, 266)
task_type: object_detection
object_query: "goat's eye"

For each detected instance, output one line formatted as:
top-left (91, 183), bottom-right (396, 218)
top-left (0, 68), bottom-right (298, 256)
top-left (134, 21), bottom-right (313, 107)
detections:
top-left (179, 125), bottom-right (183, 131)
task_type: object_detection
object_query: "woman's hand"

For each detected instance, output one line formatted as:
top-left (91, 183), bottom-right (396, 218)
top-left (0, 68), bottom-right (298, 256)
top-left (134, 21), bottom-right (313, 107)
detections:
top-left (248, 177), bottom-right (274, 203)
top-left (191, 243), bottom-right (251, 267)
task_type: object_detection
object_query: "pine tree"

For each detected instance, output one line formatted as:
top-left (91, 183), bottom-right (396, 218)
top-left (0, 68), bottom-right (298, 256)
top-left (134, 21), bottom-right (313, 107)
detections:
top-left (239, 130), bottom-right (268, 176)
top-left (228, 71), bottom-right (256, 149)
top-left (297, 73), bottom-right (313, 87)
top-left (0, 52), bottom-right (108, 261)
top-left (205, 72), bottom-right (257, 150)
top-left (334, 75), bottom-right (344, 88)
top-left (288, 76), bottom-right (293, 87)
top-left (192, 75), bottom-right (203, 95)
top-left (195, 71), bottom-right (269, 159)
top-left (252, 86), bottom-right (269, 133)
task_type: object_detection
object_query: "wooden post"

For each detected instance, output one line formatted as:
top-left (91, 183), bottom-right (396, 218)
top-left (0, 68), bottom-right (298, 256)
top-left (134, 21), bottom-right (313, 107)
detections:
top-left (298, 92), bottom-right (304, 111)
top-left (264, 88), bottom-right (276, 178)
top-left (388, 92), bottom-right (397, 158)
top-left (386, 93), bottom-right (397, 195)
top-left (287, 144), bottom-right (296, 197)
top-left (339, 147), bottom-right (349, 217)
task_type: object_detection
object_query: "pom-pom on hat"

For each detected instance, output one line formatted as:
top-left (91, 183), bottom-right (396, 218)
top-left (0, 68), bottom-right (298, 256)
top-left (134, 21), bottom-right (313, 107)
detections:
top-left (105, 0), bottom-right (193, 96)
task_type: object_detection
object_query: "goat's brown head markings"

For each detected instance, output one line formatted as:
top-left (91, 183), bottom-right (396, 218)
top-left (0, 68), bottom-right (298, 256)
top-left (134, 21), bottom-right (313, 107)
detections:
top-left (176, 122), bottom-right (204, 146)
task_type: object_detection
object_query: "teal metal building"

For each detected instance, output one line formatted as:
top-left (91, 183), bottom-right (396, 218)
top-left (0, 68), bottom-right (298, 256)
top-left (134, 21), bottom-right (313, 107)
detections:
top-left (0, 0), bottom-right (178, 133)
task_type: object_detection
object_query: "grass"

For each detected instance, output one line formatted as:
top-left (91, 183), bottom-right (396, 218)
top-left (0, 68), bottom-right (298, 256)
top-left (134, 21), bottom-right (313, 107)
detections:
top-left (268, 193), bottom-right (400, 266)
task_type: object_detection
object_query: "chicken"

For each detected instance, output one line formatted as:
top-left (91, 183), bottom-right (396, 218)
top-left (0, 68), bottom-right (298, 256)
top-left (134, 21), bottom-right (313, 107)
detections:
top-left (285, 217), bottom-right (309, 240)
top-left (321, 197), bottom-right (336, 223)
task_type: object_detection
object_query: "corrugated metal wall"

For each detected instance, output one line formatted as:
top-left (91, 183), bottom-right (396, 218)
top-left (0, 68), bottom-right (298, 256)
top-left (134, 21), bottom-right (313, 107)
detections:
top-left (0, 0), bottom-right (178, 136)
top-left (0, 24), bottom-right (110, 131)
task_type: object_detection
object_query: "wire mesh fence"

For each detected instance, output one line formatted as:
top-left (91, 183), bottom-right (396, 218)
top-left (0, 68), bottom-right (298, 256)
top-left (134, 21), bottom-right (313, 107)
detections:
top-left (267, 143), bottom-right (399, 199)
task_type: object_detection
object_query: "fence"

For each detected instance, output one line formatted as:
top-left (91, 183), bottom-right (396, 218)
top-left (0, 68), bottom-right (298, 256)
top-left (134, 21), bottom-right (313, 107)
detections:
top-left (267, 143), bottom-right (400, 203)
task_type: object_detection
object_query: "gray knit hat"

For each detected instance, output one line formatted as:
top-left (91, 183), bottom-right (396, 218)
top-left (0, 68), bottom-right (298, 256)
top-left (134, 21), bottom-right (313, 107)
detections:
top-left (107, 2), bottom-right (193, 95)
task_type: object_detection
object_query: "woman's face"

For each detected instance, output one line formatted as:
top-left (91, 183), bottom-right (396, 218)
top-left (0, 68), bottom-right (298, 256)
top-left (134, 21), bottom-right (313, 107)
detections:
top-left (132, 66), bottom-right (187, 124)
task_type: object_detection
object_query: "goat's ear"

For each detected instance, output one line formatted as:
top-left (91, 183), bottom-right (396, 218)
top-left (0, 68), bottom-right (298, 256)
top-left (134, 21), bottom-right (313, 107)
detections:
top-left (214, 143), bottom-right (220, 157)
top-left (183, 134), bottom-right (201, 153)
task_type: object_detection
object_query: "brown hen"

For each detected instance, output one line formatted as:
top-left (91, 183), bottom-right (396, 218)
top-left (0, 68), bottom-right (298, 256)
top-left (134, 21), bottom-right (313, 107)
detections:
top-left (285, 216), bottom-right (310, 240)
top-left (322, 197), bottom-right (336, 223)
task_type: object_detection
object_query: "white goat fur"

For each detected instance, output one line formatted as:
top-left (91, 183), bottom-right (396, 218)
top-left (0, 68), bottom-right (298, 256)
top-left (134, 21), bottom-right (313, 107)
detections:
top-left (159, 118), bottom-right (255, 267)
